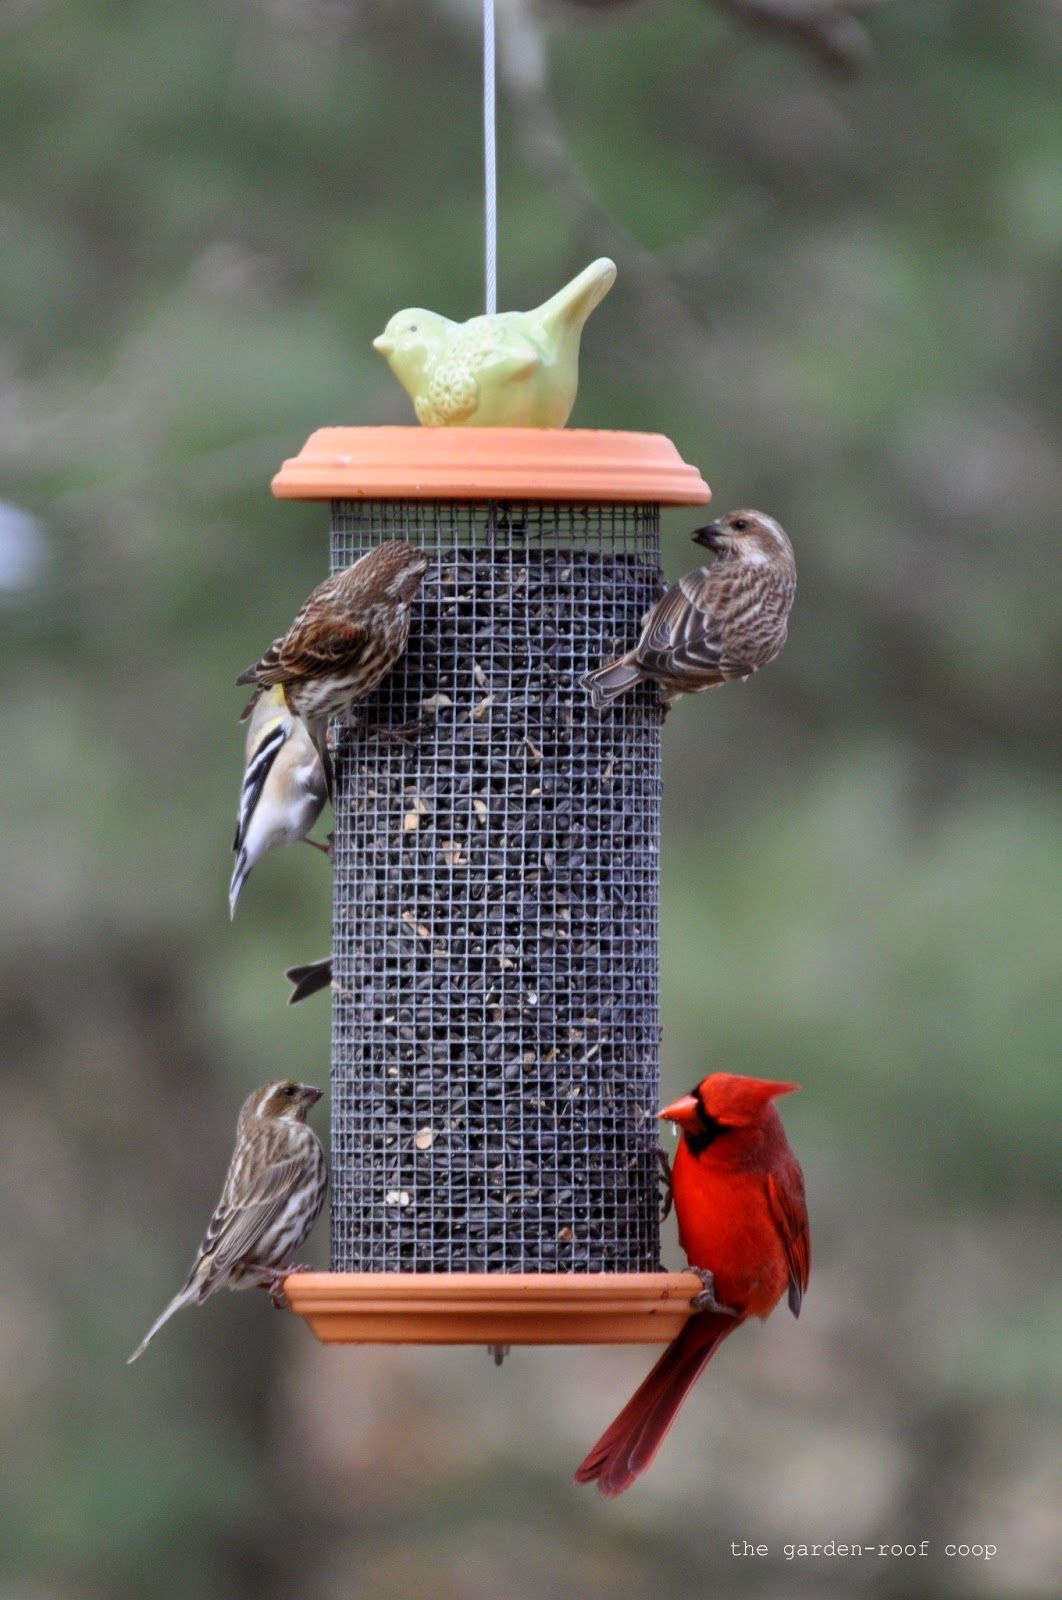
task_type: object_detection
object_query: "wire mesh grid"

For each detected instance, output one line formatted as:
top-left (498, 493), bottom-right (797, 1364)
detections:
top-left (330, 500), bottom-right (663, 1272)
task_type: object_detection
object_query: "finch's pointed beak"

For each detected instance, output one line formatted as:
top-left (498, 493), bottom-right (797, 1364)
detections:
top-left (300, 1084), bottom-right (324, 1107)
top-left (372, 334), bottom-right (393, 356)
top-left (692, 522), bottom-right (724, 552)
top-left (658, 1093), bottom-right (700, 1129)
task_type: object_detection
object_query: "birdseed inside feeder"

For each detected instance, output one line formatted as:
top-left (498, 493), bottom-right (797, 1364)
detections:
top-left (274, 426), bottom-right (711, 1346)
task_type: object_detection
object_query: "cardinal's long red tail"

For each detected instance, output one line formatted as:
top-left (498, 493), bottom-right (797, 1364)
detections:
top-left (574, 1312), bottom-right (737, 1497)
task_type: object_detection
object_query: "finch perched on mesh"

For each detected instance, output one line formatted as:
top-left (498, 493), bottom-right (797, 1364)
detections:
top-left (127, 1080), bottom-right (327, 1363)
top-left (229, 684), bottom-right (329, 919)
top-left (235, 539), bottom-right (430, 798)
top-left (582, 511), bottom-right (796, 710)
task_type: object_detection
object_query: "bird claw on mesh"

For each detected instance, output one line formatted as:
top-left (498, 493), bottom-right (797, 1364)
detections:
top-left (656, 1145), bottom-right (673, 1222)
top-left (689, 1267), bottom-right (738, 1316)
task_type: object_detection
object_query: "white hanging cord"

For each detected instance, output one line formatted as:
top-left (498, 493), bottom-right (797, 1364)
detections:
top-left (483, 0), bottom-right (498, 313)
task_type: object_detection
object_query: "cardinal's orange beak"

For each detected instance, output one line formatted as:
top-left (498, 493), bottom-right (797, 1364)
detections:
top-left (658, 1093), bottom-right (700, 1132)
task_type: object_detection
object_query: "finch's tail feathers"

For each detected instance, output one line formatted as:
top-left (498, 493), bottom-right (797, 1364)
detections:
top-left (574, 1312), bottom-right (736, 1496)
top-left (285, 958), bottom-right (333, 1005)
top-left (229, 848), bottom-right (251, 920)
top-left (127, 1280), bottom-right (201, 1365)
top-left (536, 258), bottom-right (616, 335)
top-left (236, 637), bottom-right (284, 690)
top-left (581, 657), bottom-right (643, 710)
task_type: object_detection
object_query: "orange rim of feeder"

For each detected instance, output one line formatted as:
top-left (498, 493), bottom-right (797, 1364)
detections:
top-left (282, 1271), bottom-right (704, 1345)
top-left (271, 426), bottom-right (711, 505)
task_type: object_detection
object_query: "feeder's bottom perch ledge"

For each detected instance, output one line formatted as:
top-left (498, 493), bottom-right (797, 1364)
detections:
top-left (282, 1271), bottom-right (703, 1346)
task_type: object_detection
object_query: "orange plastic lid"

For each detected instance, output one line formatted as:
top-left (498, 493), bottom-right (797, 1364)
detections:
top-left (271, 426), bottom-right (711, 505)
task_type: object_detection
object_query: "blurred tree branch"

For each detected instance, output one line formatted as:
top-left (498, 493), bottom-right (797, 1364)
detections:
top-left (501, 1), bottom-right (721, 351)
top-left (556, 0), bottom-right (891, 73)
top-left (712, 0), bottom-right (876, 70)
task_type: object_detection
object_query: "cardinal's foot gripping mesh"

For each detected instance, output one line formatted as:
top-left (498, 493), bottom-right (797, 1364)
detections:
top-left (330, 500), bottom-right (663, 1272)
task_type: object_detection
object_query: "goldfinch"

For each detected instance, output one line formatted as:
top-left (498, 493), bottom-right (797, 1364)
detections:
top-left (229, 685), bottom-right (328, 919)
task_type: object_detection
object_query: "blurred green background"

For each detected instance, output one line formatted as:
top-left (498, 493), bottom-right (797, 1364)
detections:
top-left (2, 1), bottom-right (1059, 1596)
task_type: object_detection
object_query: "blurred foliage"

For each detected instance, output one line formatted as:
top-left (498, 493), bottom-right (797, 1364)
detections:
top-left (1, 1), bottom-right (1059, 1597)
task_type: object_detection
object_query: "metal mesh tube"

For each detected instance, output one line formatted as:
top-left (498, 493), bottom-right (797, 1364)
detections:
top-left (330, 500), bottom-right (663, 1272)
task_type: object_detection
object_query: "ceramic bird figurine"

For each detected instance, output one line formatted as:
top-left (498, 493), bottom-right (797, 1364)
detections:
top-left (372, 257), bottom-right (617, 428)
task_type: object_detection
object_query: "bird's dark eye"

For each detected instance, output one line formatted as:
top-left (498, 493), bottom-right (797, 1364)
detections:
top-left (283, 1085), bottom-right (297, 1098)
top-left (732, 519), bottom-right (749, 532)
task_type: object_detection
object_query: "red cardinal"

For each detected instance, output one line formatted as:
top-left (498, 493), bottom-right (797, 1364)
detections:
top-left (574, 1073), bottom-right (809, 1496)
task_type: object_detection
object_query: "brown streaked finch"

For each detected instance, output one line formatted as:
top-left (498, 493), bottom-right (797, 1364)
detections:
top-left (229, 685), bottom-right (329, 920)
top-left (235, 539), bottom-right (430, 798)
top-left (127, 1080), bottom-right (327, 1363)
top-left (582, 511), bottom-right (796, 710)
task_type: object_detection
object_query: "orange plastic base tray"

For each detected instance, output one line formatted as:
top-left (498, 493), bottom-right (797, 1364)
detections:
top-left (283, 1271), bottom-right (702, 1346)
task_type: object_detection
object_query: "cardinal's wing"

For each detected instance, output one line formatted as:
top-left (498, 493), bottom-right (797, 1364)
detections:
top-left (767, 1163), bottom-right (811, 1317)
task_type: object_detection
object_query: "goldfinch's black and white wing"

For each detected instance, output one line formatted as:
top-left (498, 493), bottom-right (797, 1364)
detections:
top-left (233, 722), bottom-right (289, 856)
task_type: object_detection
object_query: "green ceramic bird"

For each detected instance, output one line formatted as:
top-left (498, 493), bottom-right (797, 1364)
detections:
top-left (372, 257), bottom-right (617, 428)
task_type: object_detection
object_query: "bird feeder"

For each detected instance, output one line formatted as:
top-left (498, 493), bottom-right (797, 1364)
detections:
top-left (273, 426), bottom-right (711, 1345)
